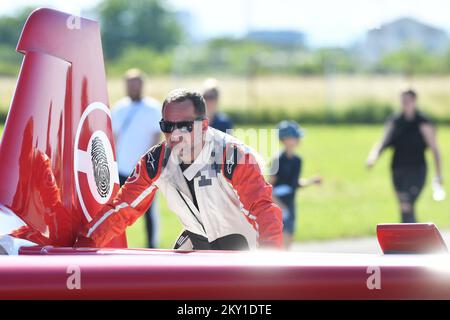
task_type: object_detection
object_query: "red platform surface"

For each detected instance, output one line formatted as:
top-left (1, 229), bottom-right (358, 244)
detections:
top-left (1, 250), bottom-right (450, 299)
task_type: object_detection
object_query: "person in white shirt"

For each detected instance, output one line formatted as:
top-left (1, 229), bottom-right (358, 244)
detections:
top-left (111, 68), bottom-right (161, 248)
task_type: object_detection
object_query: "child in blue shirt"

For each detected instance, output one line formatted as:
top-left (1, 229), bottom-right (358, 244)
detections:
top-left (269, 121), bottom-right (322, 249)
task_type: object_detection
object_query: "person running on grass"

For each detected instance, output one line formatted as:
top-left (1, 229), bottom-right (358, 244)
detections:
top-left (269, 120), bottom-right (322, 249)
top-left (366, 89), bottom-right (443, 223)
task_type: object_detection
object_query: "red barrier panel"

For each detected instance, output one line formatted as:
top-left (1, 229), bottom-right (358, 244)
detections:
top-left (378, 223), bottom-right (448, 254)
top-left (2, 251), bottom-right (450, 299)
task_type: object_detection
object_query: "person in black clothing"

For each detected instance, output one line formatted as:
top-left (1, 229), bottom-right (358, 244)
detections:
top-left (269, 120), bottom-right (322, 249)
top-left (367, 90), bottom-right (443, 223)
top-left (202, 78), bottom-right (233, 134)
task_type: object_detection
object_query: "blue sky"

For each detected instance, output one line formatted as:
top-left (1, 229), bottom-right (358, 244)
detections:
top-left (2, 0), bottom-right (450, 47)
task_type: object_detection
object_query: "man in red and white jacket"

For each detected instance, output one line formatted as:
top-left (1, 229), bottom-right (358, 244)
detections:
top-left (76, 89), bottom-right (283, 250)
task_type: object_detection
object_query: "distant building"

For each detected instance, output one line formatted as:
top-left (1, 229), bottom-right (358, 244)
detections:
top-left (357, 17), bottom-right (449, 63)
top-left (245, 30), bottom-right (306, 48)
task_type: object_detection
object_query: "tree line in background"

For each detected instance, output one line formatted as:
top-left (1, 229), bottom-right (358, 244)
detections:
top-left (2, 0), bottom-right (450, 78)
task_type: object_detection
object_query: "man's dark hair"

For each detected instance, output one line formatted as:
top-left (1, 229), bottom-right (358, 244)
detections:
top-left (402, 89), bottom-right (417, 100)
top-left (162, 89), bottom-right (207, 117)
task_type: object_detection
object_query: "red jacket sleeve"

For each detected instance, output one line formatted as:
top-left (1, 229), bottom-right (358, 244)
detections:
top-left (227, 147), bottom-right (284, 249)
top-left (76, 143), bottom-right (165, 248)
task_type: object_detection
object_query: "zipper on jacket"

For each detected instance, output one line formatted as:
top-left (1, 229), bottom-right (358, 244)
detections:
top-left (176, 189), bottom-right (207, 234)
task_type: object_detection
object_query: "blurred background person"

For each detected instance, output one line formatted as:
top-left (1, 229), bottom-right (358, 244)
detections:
top-left (366, 89), bottom-right (443, 223)
top-left (202, 78), bottom-right (233, 134)
top-left (111, 68), bottom-right (161, 248)
top-left (269, 120), bottom-right (322, 249)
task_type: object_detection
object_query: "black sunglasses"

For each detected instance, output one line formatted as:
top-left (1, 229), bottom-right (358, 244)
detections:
top-left (159, 116), bottom-right (205, 133)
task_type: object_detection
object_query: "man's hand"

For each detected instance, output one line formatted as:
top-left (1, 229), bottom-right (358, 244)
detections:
top-left (311, 176), bottom-right (322, 185)
top-left (258, 240), bottom-right (285, 251)
top-left (366, 154), bottom-right (377, 169)
top-left (299, 176), bottom-right (323, 188)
